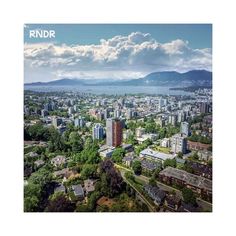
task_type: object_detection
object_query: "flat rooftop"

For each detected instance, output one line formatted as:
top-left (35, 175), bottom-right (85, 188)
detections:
top-left (159, 167), bottom-right (212, 191)
top-left (140, 148), bottom-right (174, 161)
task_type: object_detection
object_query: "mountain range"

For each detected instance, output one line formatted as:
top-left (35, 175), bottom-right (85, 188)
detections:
top-left (25, 70), bottom-right (212, 88)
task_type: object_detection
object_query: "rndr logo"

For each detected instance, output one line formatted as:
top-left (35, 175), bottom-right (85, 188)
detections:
top-left (29, 30), bottom-right (55, 38)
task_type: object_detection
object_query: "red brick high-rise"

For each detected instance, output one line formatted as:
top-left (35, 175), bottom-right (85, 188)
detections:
top-left (106, 118), bottom-right (122, 147)
top-left (113, 119), bottom-right (122, 147)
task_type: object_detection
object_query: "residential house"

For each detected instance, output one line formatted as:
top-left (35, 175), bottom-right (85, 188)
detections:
top-left (54, 184), bottom-right (66, 194)
top-left (164, 194), bottom-right (181, 211)
top-left (144, 185), bottom-right (166, 205)
top-left (122, 155), bottom-right (134, 167)
top-left (34, 159), bottom-right (45, 168)
top-left (51, 155), bottom-right (66, 167)
top-left (72, 184), bottom-right (84, 200)
top-left (140, 159), bottom-right (161, 174)
top-left (84, 179), bottom-right (95, 194)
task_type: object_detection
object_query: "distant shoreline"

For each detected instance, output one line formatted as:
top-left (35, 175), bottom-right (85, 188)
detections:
top-left (169, 86), bottom-right (212, 92)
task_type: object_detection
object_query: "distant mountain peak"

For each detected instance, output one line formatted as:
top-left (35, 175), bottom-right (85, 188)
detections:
top-left (24, 69), bottom-right (212, 87)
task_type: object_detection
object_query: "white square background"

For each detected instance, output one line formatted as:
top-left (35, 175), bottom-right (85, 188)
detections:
top-left (0, 0), bottom-right (235, 235)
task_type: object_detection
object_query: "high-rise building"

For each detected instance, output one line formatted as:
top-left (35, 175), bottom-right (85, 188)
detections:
top-left (180, 121), bottom-right (190, 136)
top-left (168, 114), bottom-right (177, 126)
top-left (126, 109), bottom-right (132, 120)
top-left (155, 117), bottom-right (165, 127)
top-left (114, 109), bottom-right (121, 118)
top-left (44, 103), bottom-right (49, 111)
top-left (92, 123), bottom-right (104, 140)
top-left (159, 98), bottom-right (167, 107)
top-left (41, 109), bottom-right (48, 118)
top-left (113, 119), bottom-right (122, 147)
top-left (178, 111), bottom-right (184, 123)
top-left (106, 118), bottom-right (123, 147)
top-left (118, 98), bottom-right (125, 106)
top-left (199, 102), bottom-right (209, 114)
top-left (52, 116), bottom-right (62, 128)
top-left (106, 119), bottom-right (113, 147)
top-left (104, 109), bottom-right (110, 120)
top-left (74, 116), bottom-right (85, 127)
top-left (171, 133), bottom-right (187, 154)
top-left (178, 101), bottom-right (182, 109)
top-left (68, 107), bottom-right (74, 115)
top-left (96, 112), bottom-right (104, 121)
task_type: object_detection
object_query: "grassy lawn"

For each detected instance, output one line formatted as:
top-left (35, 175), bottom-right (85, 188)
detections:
top-left (135, 178), bottom-right (146, 185)
top-left (153, 145), bottom-right (171, 154)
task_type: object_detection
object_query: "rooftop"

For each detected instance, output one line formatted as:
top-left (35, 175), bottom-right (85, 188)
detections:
top-left (144, 185), bottom-right (166, 203)
top-left (72, 184), bottom-right (84, 197)
top-left (123, 155), bottom-right (134, 162)
top-left (84, 179), bottom-right (95, 193)
top-left (159, 167), bottom-right (212, 191)
top-left (34, 159), bottom-right (45, 166)
top-left (140, 148), bottom-right (174, 161)
top-left (96, 196), bottom-right (114, 208)
top-left (141, 159), bottom-right (161, 171)
top-left (54, 184), bottom-right (66, 193)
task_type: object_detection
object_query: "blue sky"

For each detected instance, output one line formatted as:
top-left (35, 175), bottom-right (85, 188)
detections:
top-left (24, 24), bottom-right (212, 48)
top-left (24, 24), bottom-right (212, 82)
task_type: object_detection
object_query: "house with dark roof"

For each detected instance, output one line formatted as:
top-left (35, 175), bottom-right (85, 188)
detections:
top-left (164, 194), bottom-right (181, 211)
top-left (141, 159), bottom-right (162, 174)
top-left (72, 184), bottom-right (84, 200)
top-left (122, 143), bottom-right (134, 152)
top-left (186, 161), bottom-right (212, 179)
top-left (144, 184), bottom-right (166, 205)
top-left (178, 202), bottom-right (201, 212)
top-left (54, 184), bottom-right (66, 194)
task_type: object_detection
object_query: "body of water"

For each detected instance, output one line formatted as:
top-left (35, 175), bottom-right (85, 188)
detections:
top-left (24, 85), bottom-right (194, 96)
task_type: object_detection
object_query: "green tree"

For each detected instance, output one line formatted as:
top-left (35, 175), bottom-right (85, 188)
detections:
top-left (69, 131), bottom-right (83, 153)
top-left (125, 171), bottom-right (135, 182)
top-left (132, 161), bottom-right (142, 175)
top-left (192, 151), bottom-right (199, 160)
top-left (111, 148), bottom-right (125, 163)
top-left (76, 143), bottom-right (100, 164)
top-left (87, 191), bottom-right (101, 211)
top-left (48, 127), bottom-right (65, 152)
top-left (153, 168), bottom-right (162, 178)
top-left (24, 183), bottom-right (42, 212)
top-left (99, 159), bottom-right (124, 197)
top-left (25, 123), bottom-right (50, 141)
top-left (177, 152), bottom-right (183, 158)
top-left (80, 164), bottom-right (97, 179)
top-left (148, 177), bottom-right (157, 187)
top-left (182, 187), bottom-right (197, 205)
top-left (163, 158), bottom-right (176, 168)
top-left (45, 192), bottom-right (75, 212)
top-left (145, 122), bottom-right (157, 133)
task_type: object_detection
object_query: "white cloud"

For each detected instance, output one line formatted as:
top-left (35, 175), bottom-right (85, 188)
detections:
top-left (24, 32), bottom-right (212, 82)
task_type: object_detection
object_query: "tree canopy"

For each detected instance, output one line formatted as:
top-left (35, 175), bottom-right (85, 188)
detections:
top-left (182, 187), bottom-right (197, 205)
top-left (111, 148), bottom-right (125, 163)
top-left (132, 161), bottom-right (142, 175)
